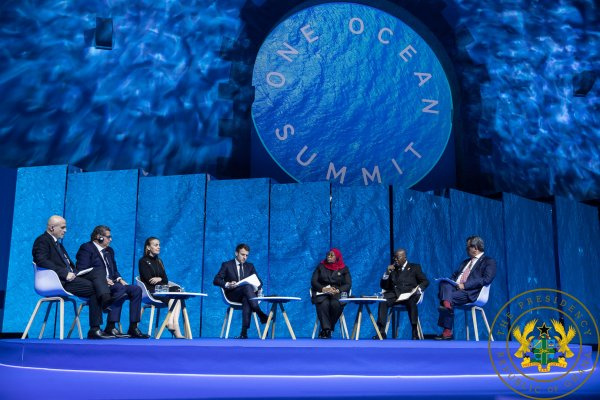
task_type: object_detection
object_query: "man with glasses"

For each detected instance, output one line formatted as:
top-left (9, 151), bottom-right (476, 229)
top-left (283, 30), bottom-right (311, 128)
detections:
top-left (434, 236), bottom-right (496, 340)
top-left (76, 225), bottom-right (149, 339)
top-left (32, 216), bottom-right (115, 339)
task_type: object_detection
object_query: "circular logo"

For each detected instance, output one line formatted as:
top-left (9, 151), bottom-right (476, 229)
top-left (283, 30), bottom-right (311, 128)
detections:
top-left (488, 288), bottom-right (599, 399)
top-left (251, 2), bottom-right (453, 187)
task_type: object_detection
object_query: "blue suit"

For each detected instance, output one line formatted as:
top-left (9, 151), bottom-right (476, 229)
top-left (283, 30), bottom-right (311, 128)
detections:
top-left (76, 241), bottom-right (142, 324)
top-left (213, 259), bottom-right (265, 331)
top-left (437, 255), bottom-right (496, 329)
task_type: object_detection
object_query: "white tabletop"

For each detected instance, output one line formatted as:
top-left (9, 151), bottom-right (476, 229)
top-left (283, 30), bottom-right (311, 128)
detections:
top-left (152, 292), bottom-right (207, 298)
top-left (249, 296), bottom-right (301, 302)
top-left (339, 297), bottom-right (386, 304)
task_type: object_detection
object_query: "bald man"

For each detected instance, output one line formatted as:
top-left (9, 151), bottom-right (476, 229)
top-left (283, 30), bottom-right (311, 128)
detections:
top-left (32, 215), bottom-right (116, 339)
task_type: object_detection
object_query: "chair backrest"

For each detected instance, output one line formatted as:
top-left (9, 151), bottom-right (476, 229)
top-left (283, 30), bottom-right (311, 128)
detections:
top-left (33, 263), bottom-right (73, 297)
top-left (220, 287), bottom-right (243, 308)
top-left (472, 284), bottom-right (491, 307)
top-left (135, 276), bottom-right (165, 307)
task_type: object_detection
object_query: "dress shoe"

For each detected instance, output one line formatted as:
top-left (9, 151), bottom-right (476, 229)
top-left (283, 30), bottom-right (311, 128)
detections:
top-left (434, 333), bottom-right (454, 340)
top-left (87, 328), bottom-right (116, 339)
top-left (235, 333), bottom-right (248, 339)
top-left (372, 332), bottom-right (387, 340)
top-left (104, 327), bottom-right (131, 338)
top-left (411, 327), bottom-right (419, 340)
top-left (127, 327), bottom-right (150, 339)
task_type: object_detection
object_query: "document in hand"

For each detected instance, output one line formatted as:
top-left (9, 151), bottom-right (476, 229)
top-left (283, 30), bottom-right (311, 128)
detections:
top-left (435, 277), bottom-right (459, 287)
top-left (76, 267), bottom-right (93, 276)
top-left (236, 274), bottom-right (260, 291)
top-left (396, 286), bottom-right (420, 302)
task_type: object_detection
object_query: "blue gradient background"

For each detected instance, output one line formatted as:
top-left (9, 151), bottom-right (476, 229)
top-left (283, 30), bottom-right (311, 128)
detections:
top-left (0, 1), bottom-right (597, 199)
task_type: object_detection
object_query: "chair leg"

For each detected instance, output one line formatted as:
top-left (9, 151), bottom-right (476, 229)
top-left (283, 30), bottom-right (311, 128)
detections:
top-left (312, 317), bottom-right (318, 339)
top-left (39, 302), bottom-right (54, 339)
top-left (479, 307), bottom-right (493, 341)
top-left (225, 307), bottom-right (234, 339)
top-left (339, 313), bottom-right (349, 339)
top-left (417, 318), bottom-right (424, 340)
top-left (22, 299), bottom-right (44, 339)
top-left (463, 310), bottom-right (470, 341)
top-left (148, 306), bottom-right (156, 336)
top-left (472, 307), bottom-right (479, 341)
top-left (58, 298), bottom-right (65, 340)
top-left (220, 309), bottom-right (228, 338)
top-left (394, 309), bottom-right (401, 339)
top-left (385, 310), bottom-right (392, 335)
top-left (253, 312), bottom-right (262, 338)
top-left (67, 301), bottom-right (83, 339)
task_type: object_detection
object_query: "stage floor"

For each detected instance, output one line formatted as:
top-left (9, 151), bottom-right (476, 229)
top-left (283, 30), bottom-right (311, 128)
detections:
top-left (0, 338), bottom-right (598, 399)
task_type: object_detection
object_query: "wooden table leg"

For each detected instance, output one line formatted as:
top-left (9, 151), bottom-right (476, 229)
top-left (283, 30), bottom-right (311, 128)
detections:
top-left (270, 303), bottom-right (277, 339)
top-left (279, 303), bottom-right (296, 340)
top-left (181, 300), bottom-right (192, 339)
top-left (366, 304), bottom-right (383, 340)
top-left (156, 300), bottom-right (176, 339)
top-left (350, 305), bottom-right (360, 340)
top-left (355, 304), bottom-right (363, 340)
top-left (262, 304), bottom-right (276, 340)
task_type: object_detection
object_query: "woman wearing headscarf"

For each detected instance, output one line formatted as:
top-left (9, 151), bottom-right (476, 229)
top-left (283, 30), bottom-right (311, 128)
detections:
top-left (310, 248), bottom-right (352, 339)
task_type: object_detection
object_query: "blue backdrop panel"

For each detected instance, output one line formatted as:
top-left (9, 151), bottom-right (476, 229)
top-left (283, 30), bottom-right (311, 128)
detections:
top-left (503, 193), bottom-right (556, 298)
top-left (449, 189), bottom-right (506, 341)
top-left (392, 188), bottom-right (452, 339)
top-left (4, 165), bottom-right (68, 334)
top-left (269, 182), bottom-right (330, 338)
top-left (0, 167), bottom-right (17, 330)
top-left (135, 174), bottom-right (207, 337)
top-left (64, 170), bottom-right (139, 329)
top-left (332, 186), bottom-right (390, 339)
top-left (202, 178), bottom-right (270, 338)
top-left (555, 197), bottom-right (600, 344)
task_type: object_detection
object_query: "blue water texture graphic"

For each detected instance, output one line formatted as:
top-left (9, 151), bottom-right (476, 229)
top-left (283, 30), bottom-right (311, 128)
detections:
top-left (252, 3), bottom-right (453, 187)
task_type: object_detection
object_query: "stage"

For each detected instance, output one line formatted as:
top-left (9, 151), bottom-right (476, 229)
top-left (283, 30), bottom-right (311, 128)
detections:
top-left (0, 338), bottom-right (598, 399)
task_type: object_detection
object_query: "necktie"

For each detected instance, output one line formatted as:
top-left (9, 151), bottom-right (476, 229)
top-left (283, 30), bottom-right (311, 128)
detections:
top-left (56, 241), bottom-right (73, 272)
top-left (239, 263), bottom-right (244, 280)
top-left (102, 249), bottom-right (111, 278)
top-left (460, 259), bottom-right (475, 284)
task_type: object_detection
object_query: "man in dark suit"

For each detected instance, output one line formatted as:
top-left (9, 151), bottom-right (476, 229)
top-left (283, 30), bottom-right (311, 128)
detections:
top-left (32, 215), bottom-right (115, 339)
top-left (76, 225), bottom-right (149, 339)
top-left (373, 248), bottom-right (429, 340)
top-left (213, 243), bottom-right (269, 339)
top-left (435, 236), bottom-right (497, 340)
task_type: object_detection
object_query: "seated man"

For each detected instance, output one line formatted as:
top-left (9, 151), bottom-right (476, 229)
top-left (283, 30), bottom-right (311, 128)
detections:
top-left (32, 215), bottom-right (115, 339)
top-left (213, 243), bottom-right (269, 339)
top-left (76, 225), bottom-right (149, 339)
top-left (373, 248), bottom-right (429, 340)
top-left (435, 236), bottom-right (496, 340)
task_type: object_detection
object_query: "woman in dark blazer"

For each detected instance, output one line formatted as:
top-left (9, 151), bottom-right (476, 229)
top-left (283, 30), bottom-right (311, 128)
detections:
top-left (139, 237), bottom-right (184, 339)
top-left (311, 248), bottom-right (352, 339)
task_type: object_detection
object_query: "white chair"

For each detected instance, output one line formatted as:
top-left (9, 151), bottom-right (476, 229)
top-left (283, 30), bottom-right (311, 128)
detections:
top-left (454, 284), bottom-right (494, 341)
top-left (310, 288), bottom-right (350, 339)
top-left (136, 277), bottom-right (170, 336)
top-left (22, 263), bottom-right (87, 340)
top-left (219, 287), bottom-right (262, 339)
top-left (384, 290), bottom-right (425, 340)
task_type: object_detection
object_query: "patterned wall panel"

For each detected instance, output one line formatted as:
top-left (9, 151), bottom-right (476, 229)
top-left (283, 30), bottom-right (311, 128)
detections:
top-left (331, 185), bottom-right (390, 339)
top-left (64, 170), bottom-right (139, 330)
top-left (393, 188), bottom-right (452, 338)
top-left (136, 174), bottom-right (207, 337)
top-left (555, 197), bottom-right (600, 344)
top-left (4, 165), bottom-right (68, 334)
top-left (449, 189), bottom-right (507, 341)
top-left (269, 182), bottom-right (331, 338)
top-left (202, 178), bottom-right (270, 338)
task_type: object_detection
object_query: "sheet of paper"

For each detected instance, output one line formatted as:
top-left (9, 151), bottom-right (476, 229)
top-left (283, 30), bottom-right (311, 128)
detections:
top-left (236, 273), bottom-right (260, 291)
top-left (76, 267), bottom-right (93, 276)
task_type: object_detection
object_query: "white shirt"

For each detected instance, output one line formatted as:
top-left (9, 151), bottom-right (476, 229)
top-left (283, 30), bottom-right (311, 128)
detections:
top-left (456, 252), bottom-right (483, 284)
top-left (93, 242), bottom-right (110, 278)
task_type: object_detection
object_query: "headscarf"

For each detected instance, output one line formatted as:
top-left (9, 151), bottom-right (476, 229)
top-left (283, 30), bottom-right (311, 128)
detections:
top-left (322, 248), bottom-right (346, 271)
